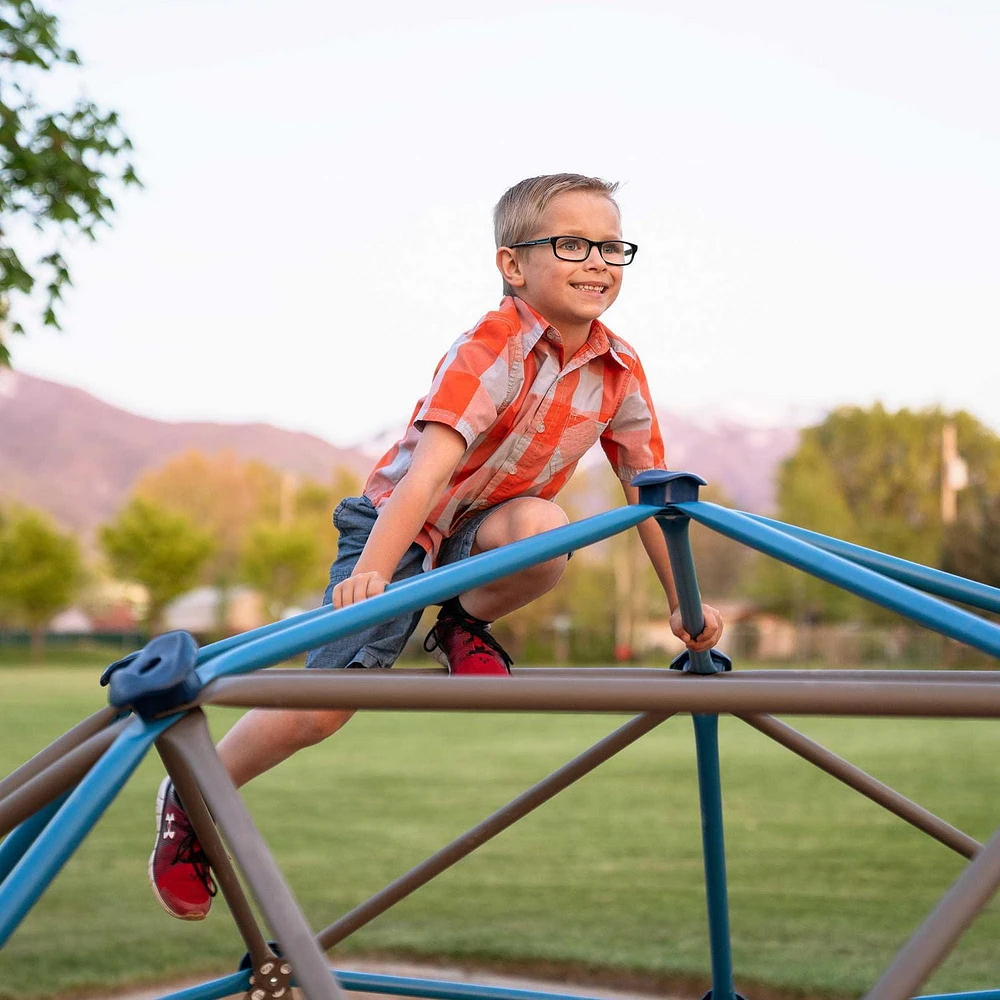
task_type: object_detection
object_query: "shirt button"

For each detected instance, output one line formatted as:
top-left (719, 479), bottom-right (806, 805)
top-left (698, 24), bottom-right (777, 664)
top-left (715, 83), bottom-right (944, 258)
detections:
top-left (535, 423), bottom-right (545, 433)
top-left (505, 462), bottom-right (517, 473)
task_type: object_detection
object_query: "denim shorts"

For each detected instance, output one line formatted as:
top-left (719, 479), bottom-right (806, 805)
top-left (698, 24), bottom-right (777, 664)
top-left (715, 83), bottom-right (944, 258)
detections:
top-left (303, 496), bottom-right (515, 670)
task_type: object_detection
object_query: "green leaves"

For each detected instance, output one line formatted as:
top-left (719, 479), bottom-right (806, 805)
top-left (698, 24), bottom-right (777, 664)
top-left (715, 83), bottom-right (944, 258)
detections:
top-left (240, 523), bottom-right (325, 621)
top-left (0, 0), bottom-right (141, 362)
top-left (752, 405), bottom-right (1000, 623)
top-left (0, 504), bottom-right (82, 656)
top-left (100, 498), bottom-right (215, 633)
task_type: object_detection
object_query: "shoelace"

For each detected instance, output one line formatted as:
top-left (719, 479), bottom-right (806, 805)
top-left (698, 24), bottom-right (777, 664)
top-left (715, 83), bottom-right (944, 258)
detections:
top-left (173, 829), bottom-right (218, 897)
top-left (424, 612), bottom-right (513, 670)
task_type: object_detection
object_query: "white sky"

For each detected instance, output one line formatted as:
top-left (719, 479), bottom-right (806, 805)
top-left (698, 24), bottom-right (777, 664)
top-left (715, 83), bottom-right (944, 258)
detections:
top-left (9, 0), bottom-right (1000, 446)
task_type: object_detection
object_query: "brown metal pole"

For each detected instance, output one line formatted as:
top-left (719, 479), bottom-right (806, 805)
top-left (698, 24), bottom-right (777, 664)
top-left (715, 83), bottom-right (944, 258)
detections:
top-left (200, 672), bottom-right (1000, 719)
top-left (864, 823), bottom-right (1000, 1000)
top-left (164, 711), bottom-right (343, 1000)
top-left (675, 669), bottom-right (1000, 684)
top-left (0, 706), bottom-right (119, 804)
top-left (155, 729), bottom-right (272, 970)
top-left (0, 718), bottom-right (129, 838)
top-left (739, 715), bottom-right (980, 859)
top-left (253, 666), bottom-right (1000, 684)
top-left (316, 711), bottom-right (672, 950)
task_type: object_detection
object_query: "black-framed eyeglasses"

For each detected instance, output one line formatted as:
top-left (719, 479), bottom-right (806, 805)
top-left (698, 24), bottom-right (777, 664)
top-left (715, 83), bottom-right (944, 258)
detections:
top-left (509, 236), bottom-right (639, 266)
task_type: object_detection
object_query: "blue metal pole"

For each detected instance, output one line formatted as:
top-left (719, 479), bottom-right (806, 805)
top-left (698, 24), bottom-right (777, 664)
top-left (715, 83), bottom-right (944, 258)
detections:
top-left (156, 971), bottom-right (251, 1000)
top-left (109, 506), bottom-right (666, 679)
top-left (674, 502), bottom-right (1000, 659)
top-left (692, 713), bottom-right (736, 1000)
top-left (914, 992), bottom-right (1000, 1000)
top-left (0, 714), bottom-right (174, 945)
top-left (0, 793), bottom-right (68, 884)
top-left (631, 473), bottom-right (736, 1000)
top-left (741, 512), bottom-right (1000, 615)
top-left (196, 503), bottom-right (664, 684)
top-left (333, 969), bottom-right (611, 1000)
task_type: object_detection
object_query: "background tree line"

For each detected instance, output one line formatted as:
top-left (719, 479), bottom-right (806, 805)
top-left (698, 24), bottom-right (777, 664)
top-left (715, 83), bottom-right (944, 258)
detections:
top-left (751, 405), bottom-right (1000, 623)
top-left (2, 405), bottom-right (999, 661)
top-left (0, 450), bottom-right (362, 656)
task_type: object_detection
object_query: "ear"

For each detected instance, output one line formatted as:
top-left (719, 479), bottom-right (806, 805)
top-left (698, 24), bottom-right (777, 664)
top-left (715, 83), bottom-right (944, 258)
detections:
top-left (496, 247), bottom-right (526, 289)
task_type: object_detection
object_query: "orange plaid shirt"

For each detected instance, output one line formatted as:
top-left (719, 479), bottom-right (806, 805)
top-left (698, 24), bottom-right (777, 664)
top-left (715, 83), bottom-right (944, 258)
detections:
top-left (365, 296), bottom-right (666, 564)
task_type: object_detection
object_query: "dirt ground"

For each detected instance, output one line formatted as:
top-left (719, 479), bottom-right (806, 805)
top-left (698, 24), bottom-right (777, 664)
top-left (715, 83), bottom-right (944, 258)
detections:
top-left (91, 957), bottom-right (681, 1000)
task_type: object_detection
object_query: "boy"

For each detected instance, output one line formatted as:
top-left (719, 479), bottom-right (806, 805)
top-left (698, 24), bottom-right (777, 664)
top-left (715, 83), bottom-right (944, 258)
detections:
top-left (149, 172), bottom-right (725, 920)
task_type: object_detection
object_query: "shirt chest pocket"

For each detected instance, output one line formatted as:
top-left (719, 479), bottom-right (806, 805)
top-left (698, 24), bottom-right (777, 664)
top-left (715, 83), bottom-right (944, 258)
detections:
top-left (556, 414), bottom-right (604, 465)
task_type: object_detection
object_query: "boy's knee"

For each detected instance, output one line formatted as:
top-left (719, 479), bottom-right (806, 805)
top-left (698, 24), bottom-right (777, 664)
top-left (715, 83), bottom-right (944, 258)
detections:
top-left (505, 498), bottom-right (569, 540)
top-left (474, 498), bottom-right (569, 583)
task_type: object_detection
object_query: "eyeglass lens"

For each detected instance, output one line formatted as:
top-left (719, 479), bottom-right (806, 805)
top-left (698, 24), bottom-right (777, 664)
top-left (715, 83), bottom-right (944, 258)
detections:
top-left (553, 237), bottom-right (633, 265)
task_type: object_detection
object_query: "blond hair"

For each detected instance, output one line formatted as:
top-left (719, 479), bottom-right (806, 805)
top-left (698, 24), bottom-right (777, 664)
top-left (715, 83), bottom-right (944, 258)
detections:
top-left (493, 174), bottom-right (620, 297)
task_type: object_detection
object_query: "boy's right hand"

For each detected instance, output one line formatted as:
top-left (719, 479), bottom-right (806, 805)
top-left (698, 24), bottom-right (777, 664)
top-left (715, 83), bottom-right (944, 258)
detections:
top-left (333, 571), bottom-right (390, 609)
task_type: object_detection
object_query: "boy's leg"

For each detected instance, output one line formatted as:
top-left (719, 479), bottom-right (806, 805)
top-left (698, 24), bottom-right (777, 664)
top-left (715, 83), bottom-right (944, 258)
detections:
top-left (459, 497), bottom-right (570, 620)
top-left (216, 706), bottom-right (356, 789)
top-left (426, 498), bottom-right (569, 674)
top-left (151, 495), bottom-right (426, 919)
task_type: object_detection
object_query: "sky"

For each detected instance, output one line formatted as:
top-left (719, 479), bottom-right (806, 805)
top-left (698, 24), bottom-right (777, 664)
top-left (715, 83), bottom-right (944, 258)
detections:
top-left (7, 0), bottom-right (1000, 448)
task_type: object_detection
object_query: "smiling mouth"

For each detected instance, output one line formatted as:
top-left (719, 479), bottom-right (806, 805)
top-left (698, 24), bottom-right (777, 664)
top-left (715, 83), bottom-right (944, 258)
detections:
top-left (571, 283), bottom-right (608, 293)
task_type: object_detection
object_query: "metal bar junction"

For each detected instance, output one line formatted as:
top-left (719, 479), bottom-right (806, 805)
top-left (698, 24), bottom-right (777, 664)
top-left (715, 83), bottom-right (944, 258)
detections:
top-left (1, 470), bottom-right (1000, 1000)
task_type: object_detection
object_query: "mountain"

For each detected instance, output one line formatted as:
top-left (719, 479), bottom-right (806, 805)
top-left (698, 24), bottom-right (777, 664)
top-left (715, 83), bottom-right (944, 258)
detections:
top-left (0, 371), bottom-right (372, 536)
top-left (0, 372), bottom-right (801, 538)
top-left (656, 412), bottom-right (800, 513)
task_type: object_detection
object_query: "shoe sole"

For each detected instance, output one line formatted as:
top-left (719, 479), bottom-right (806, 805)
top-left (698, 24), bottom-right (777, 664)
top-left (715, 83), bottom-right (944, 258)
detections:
top-left (427, 645), bottom-right (450, 670)
top-left (148, 776), bottom-right (209, 921)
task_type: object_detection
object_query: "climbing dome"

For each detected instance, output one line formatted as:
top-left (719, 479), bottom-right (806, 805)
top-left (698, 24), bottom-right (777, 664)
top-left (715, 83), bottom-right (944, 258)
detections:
top-left (2, 471), bottom-right (1000, 1000)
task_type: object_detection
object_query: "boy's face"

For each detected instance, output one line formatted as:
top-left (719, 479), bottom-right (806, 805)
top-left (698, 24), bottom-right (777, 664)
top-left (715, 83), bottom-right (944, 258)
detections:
top-left (498, 190), bottom-right (625, 336)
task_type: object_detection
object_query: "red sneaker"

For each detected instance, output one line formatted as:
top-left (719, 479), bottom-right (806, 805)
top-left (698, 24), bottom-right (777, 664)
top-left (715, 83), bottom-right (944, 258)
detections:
top-left (149, 777), bottom-right (217, 920)
top-left (424, 606), bottom-right (513, 675)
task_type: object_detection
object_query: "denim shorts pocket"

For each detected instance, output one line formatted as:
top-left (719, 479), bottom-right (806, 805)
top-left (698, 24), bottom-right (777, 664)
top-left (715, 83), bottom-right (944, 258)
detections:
top-left (333, 495), bottom-right (376, 532)
top-left (331, 498), bottom-right (349, 529)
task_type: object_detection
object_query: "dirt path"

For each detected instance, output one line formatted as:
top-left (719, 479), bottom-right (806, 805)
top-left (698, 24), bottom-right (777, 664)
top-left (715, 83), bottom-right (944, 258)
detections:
top-left (91, 958), bottom-right (683, 1000)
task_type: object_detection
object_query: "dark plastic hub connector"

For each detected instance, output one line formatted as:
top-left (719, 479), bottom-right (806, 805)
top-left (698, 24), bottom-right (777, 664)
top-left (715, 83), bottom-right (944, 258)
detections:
top-left (670, 648), bottom-right (733, 674)
top-left (102, 630), bottom-right (202, 720)
top-left (631, 469), bottom-right (707, 506)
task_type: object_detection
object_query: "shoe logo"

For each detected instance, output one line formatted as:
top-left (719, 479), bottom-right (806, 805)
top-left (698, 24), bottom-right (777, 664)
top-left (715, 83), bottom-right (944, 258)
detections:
top-left (162, 811), bottom-right (177, 840)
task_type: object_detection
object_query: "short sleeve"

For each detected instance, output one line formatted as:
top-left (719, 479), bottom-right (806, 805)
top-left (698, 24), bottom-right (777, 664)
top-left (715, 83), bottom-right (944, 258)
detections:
top-left (600, 357), bottom-right (666, 481)
top-left (414, 317), bottom-right (517, 446)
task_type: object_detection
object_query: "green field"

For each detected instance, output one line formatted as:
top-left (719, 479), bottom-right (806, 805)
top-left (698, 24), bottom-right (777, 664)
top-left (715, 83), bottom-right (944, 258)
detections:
top-left (1, 665), bottom-right (999, 999)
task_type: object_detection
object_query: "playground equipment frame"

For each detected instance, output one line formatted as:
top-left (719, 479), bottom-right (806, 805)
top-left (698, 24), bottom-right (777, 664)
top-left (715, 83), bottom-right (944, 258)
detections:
top-left (2, 470), bottom-right (1000, 1000)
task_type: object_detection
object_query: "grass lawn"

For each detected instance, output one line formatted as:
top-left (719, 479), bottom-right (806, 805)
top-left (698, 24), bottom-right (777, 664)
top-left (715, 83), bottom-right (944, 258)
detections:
top-left (1, 665), bottom-right (1000, 999)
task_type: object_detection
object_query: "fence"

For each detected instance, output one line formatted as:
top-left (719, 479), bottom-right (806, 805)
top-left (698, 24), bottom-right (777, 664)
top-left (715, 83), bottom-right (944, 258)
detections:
top-left (2, 470), bottom-right (1000, 1000)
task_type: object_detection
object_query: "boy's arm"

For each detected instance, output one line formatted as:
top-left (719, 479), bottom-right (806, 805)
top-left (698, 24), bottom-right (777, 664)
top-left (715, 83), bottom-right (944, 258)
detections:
top-left (621, 482), bottom-right (724, 653)
top-left (333, 422), bottom-right (467, 608)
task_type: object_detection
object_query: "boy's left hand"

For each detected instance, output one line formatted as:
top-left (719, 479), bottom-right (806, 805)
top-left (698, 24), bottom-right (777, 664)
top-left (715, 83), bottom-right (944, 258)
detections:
top-left (670, 603), bottom-right (724, 652)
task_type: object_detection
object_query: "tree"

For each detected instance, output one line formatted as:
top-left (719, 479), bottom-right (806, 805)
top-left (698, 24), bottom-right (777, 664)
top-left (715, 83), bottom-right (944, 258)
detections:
top-left (132, 451), bottom-right (361, 628)
top-left (751, 405), bottom-right (1000, 622)
top-left (135, 450), bottom-right (299, 580)
top-left (100, 498), bottom-right (214, 633)
top-left (751, 430), bottom-right (860, 622)
top-left (239, 524), bottom-right (324, 621)
top-left (0, 0), bottom-right (140, 364)
top-left (0, 504), bottom-right (82, 659)
top-left (239, 466), bottom-right (362, 621)
top-left (943, 492), bottom-right (1000, 594)
top-left (134, 452), bottom-right (283, 634)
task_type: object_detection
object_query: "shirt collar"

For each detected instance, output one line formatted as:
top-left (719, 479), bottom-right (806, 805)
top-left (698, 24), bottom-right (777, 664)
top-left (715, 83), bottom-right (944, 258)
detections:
top-left (504, 296), bottom-right (630, 370)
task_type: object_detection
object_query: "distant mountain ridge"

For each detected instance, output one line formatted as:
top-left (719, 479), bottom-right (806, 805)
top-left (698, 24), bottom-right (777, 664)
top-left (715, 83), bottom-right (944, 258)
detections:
top-left (655, 412), bottom-right (800, 513)
top-left (0, 371), bottom-right (372, 536)
top-left (0, 372), bottom-right (801, 537)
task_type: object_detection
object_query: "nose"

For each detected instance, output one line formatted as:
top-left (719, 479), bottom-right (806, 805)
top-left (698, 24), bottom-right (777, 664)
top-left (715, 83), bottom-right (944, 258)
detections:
top-left (584, 244), bottom-right (608, 268)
